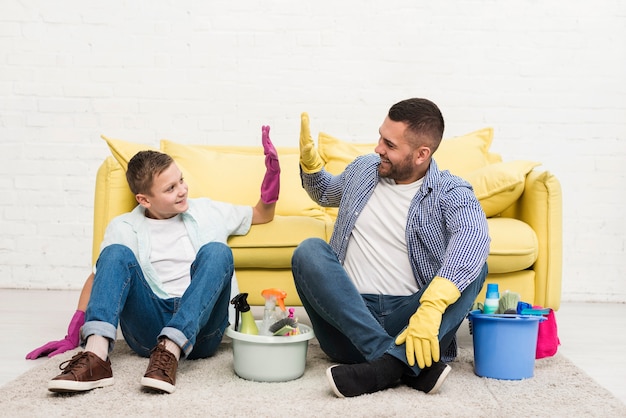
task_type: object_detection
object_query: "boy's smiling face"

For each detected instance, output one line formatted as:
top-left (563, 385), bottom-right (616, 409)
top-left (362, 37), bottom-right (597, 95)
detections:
top-left (136, 162), bottom-right (189, 219)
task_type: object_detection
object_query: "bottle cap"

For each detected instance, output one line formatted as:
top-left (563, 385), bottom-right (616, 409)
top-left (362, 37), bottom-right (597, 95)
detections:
top-left (486, 283), bottom-right (499, 298)
top-left (261, 288), bottom-right (287, 311)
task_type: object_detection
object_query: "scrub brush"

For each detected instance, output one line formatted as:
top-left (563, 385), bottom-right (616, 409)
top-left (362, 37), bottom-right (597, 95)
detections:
top-left (269, 317), bottom-right (298, 335)
top-left (269, 308), bottom-right (299, 335)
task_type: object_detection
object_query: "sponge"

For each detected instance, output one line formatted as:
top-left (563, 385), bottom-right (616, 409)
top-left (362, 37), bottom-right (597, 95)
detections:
top-left (496, 291), bottom-right (521, 314)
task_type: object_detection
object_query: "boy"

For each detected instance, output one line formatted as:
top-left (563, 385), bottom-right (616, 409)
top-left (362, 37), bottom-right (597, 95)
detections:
top-left (27, 126), bottom-right (280, 394)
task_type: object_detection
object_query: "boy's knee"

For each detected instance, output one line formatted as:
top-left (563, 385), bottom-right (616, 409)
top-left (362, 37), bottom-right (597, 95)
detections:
top-left (98, 244), bottom-right (134, 262)
top-left (197, 242), bottom-right (233, 263)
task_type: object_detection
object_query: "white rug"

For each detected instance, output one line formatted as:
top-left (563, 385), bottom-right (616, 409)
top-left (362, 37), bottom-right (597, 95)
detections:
top-left (1, 338), bottom-right (625, 417)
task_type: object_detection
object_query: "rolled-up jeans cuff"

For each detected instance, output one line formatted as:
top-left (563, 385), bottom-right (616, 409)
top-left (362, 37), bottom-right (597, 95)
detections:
top-left (159, 326), bottom-right (192, 357)
top-left (81, 320), bottom-right (118, 353)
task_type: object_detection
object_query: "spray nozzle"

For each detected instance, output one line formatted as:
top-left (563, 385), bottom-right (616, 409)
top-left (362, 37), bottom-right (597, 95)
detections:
top-left (230, 293), bottom-right (252, 332)
top-left (261, 288), bottom-right (287, 312)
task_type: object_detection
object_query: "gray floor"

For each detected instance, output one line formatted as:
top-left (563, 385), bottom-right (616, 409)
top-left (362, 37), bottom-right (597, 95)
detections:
top-left (1, 289), bottom-right (624, 406)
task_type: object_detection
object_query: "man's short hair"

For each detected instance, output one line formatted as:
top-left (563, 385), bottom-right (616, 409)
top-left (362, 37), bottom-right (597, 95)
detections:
top-left (388, 98), bottom-right (445, 151)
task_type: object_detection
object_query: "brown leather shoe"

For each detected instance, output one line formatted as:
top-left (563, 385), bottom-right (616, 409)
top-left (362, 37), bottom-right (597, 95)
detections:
top-left (140, 340), bottom-right (178, 393)
top-left (48, 351), bottom-right (114, 393)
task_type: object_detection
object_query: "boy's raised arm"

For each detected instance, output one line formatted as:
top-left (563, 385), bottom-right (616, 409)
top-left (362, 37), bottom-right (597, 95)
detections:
top-left (253, 125), bottom-right (279, 225)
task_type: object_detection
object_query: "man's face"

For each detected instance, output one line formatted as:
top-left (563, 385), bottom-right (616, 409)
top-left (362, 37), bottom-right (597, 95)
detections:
top-left (138, 162), bottom-right (189, 219)
top-left (374, 117), bottom-right (422, 184)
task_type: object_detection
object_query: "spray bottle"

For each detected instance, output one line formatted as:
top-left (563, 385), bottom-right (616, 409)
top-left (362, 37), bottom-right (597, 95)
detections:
top-left (230, 293), bottom-right (259, 335)
top-left (260, 288), bottom-right (287, 335)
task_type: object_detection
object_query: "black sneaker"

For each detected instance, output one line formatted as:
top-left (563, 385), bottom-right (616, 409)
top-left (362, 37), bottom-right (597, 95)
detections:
top-left (401, 362), bottom-right (451, 394)
top-left (325, 354), bottom-right (405, 398)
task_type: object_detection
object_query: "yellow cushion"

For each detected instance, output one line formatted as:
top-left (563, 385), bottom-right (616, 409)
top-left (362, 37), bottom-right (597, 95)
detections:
top-left (464, 160), bottom-right (541, 217)
top-left (434, 127), bottom-right (500, 176)
top-left (317, 127), bottom-right (499, 177)
top-left (101, 135), bottom-right (158, 170)
top-left (318, 132), bottom-right (377, 175)
top-left (160, 140), bottom-right (325, 218)
top-left (486, 218), bottom-right (538, 273)
top-left (228, 215), bottom-right (328, 268)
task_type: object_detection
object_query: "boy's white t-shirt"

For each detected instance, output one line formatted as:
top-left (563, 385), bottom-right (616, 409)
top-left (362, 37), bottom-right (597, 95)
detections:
top-left (343, 177), bottom-right (423, 296)
top-left (146, 214), bottom-right (195, 298)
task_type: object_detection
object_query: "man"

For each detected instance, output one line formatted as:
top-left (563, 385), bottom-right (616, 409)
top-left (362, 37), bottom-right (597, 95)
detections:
top-left (291, 98), bottom-right (490, 397)
top-left (27, 126), bottom-right (280, 394)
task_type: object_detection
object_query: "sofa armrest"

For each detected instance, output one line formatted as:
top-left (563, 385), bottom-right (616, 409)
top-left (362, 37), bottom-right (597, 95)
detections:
top-left (500, 169), bottom-right (563, 309)
top-left (92, 157), bottom-right (136, 266)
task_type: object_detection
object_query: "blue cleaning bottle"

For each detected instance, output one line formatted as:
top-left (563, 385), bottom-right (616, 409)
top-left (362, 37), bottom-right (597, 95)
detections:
top-left (230, 293), bottom-right (259, 335)
top-left (483, 283), bottom-right (500, 314)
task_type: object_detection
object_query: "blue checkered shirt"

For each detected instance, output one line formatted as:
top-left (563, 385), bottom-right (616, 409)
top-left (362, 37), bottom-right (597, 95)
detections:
top-left (301, 154), bottom-right (490, 292)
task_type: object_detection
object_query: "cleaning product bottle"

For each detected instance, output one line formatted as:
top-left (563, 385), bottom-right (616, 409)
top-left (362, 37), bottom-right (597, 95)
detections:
top-left (260, 288), bottom-right (287, 335)
top-left (230, 293), bottom-right (259, 335)
top-left (483, 283), bottom-right (500, 314)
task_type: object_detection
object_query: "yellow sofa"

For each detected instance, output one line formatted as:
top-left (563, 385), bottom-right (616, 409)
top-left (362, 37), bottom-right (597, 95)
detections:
top-left (94, 127), bottom-right (563, 309)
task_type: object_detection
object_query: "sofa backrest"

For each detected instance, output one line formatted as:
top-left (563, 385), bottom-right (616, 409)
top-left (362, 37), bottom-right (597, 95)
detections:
top-left (93, 128), bottom-right (540, 263)
top-left (318, 127), bottom-right (502, 178)
top-left (93, 136), bottom-right (329, 264)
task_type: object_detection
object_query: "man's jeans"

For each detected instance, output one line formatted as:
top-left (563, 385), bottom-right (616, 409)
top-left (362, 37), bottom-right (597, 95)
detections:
top-left (82, 242), bottom-right (233, 359)
top-left (291, 238), bottom-right (487, 375)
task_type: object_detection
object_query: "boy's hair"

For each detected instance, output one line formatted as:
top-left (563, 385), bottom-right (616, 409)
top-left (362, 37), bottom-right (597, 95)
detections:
top-left (388, 98), bottom-right (445, 152)
top-left (126, 150), bottom-right (175, 195)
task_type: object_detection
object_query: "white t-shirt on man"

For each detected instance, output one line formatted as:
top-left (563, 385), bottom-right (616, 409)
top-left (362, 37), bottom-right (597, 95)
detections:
top-left (343, 177), bottom-right (423, 296)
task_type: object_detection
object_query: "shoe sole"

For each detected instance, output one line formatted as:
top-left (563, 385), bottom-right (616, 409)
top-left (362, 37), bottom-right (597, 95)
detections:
top-left (141, 376), bottom-right (176, 394)
top-left (48, 377), bottom-right (114, 393)
top-left (325, 365), bottom-right (346, 398)
top-left (427, 364), bottom-right (451, 394)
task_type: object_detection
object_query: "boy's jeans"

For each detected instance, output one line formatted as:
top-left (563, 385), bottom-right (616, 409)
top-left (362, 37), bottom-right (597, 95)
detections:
top-left (291, 237), bottom-right (487, 375)
top-left (82, 242), bottom-right (233, 359)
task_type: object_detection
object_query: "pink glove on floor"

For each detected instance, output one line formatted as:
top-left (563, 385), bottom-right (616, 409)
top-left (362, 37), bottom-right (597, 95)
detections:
top-left (260, 125), bottom-right (280, 204)
top-left (25, 309), bottom-right (85, 359)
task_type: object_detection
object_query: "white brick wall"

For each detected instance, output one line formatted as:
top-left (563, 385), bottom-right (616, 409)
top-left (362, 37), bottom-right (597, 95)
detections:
top-left (1, 1), bottom-right (624, 302)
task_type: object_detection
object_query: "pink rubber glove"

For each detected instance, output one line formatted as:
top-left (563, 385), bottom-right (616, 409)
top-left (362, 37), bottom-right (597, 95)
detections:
top-left (260, 125), bottom-right (280, 204)
top-left (25, 310), bottom-right (85, 359)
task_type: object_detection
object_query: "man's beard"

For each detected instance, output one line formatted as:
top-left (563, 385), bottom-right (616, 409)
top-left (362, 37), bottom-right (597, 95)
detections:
top-left (377, 152), bottom-right (416, 183)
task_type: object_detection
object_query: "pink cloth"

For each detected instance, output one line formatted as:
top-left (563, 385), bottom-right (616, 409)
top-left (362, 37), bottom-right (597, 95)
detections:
top-left (534, 306), bottom-right (560, 359)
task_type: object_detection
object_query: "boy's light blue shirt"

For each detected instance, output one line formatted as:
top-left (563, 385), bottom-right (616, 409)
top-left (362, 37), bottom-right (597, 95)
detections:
top-left (97, 198), bottom-right (252, 298)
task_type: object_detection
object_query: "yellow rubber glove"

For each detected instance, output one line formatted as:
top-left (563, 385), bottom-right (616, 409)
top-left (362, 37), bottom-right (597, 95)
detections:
top-left (395, 277), bottom-right (461, 368)
top-left (299, 112), bottom-right (324, 174)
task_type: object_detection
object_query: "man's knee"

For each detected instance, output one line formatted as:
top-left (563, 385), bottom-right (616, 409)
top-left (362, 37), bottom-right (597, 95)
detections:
top-left (292, 237), bottom-right (326, 266)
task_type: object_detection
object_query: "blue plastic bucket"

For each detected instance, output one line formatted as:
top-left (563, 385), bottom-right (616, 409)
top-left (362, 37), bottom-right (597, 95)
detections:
top-left (468, 310), bottom-right (544, 380)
